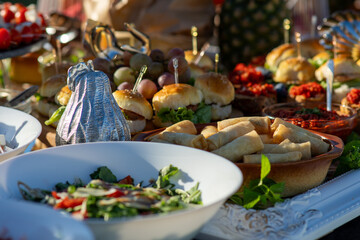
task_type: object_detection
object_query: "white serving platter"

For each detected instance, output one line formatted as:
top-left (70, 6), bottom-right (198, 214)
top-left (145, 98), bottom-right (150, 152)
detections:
top-left (197, 168), bottom-right (360, 240)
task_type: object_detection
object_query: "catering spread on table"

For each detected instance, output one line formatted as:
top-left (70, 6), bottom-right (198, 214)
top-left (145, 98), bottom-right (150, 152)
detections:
top-left (2, 1), bottom-right (360, 240)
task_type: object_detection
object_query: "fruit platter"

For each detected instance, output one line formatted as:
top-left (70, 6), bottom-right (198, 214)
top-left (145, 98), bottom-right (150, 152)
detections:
top-left (3, 1), bottom-right (360, 239)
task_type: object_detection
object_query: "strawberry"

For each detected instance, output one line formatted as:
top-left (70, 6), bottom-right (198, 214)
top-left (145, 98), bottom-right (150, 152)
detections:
top-left (9, 28), bottom-right (21, 46)
top-left (0, 28), bottom-right (11, 50)
top-left (15, 7), bottom-right (27, 24)
top-left (30, 22), bottom-right (41, 40)
top-left (3, 8), bottom-right (15, 23)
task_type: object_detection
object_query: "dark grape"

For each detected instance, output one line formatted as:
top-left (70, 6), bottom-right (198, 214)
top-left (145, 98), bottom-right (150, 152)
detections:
top-left (166, 47), bottom-right (185, 60)
top-left (117, 81), bottom-right (134, 91)
top-left (147, 62), bottom-right (164, 80)
top-left (167, 56), bottom-right (188, 75)
top-left (150, 49), bottom-right (165, 62)
top-left (129, 53), bottom-right (152, 72)
top-left (158, 72), bottom-right (175, 88)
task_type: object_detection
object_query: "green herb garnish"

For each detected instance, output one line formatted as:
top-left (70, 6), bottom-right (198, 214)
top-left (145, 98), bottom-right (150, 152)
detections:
top-left (334, 140), bottom-right (360, 176)
top-left (229, 154), bottom-right (285, 209)
top-left (295, 107), bottom-right (322, 116)
top-left (90, 166), bottom-right (117, 183)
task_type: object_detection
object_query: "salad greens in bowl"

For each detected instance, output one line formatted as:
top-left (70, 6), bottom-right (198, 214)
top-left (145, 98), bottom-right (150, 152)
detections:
top-left (0, 141), bottom-right (242, 240)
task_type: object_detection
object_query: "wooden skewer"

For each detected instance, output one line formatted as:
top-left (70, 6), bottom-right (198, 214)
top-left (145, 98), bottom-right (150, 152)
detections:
top-left (333, 35), bottom-right (337, 59)
top-left (295, 32), bottom-right (302, 58)
top-left (191, 26), bottom-right (198, 56)
top-left (283, 18), bottom-right (291, 44)
top-left (215, 53), bottom-right (219, 73)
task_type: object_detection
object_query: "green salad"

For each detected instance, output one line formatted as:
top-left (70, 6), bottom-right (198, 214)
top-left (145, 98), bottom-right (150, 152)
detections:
top-left (18, 165), bottom-right (202, 220)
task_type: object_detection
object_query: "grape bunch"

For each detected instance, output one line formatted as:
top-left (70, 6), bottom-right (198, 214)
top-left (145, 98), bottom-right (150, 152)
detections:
top-left (113, 47), bottom-right (191, 99)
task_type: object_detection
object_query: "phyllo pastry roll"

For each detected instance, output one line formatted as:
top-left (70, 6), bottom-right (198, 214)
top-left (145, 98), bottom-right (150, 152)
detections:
top-left (243, 152), bottom-right (302, 163)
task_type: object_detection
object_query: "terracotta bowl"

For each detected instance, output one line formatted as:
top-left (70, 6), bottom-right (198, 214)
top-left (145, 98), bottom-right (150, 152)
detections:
top-left (133, 125), bottom-right (344, 197)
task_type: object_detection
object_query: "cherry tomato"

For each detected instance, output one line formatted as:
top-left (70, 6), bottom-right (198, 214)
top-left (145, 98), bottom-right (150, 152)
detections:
top-left (0, 28), bottom-right (11, 50)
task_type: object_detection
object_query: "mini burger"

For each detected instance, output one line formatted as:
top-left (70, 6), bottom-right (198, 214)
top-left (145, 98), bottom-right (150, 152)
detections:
top-left (273, 57), bottom-right (316, 84)
top-left (152, 83), bottom-right (211, 128)
top-left (315, 57), bottom-right (360, 103)
top-left (194, 72), bottom-right (235, 121)
top-left (112, 89), bottom-right (153, 134)
top-left (35, 74), bottom-right (68, 125)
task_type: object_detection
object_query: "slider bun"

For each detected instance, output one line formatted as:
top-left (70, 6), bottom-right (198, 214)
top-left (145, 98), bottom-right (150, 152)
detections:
top-left (184, 50), bottom-right (214, 70)
top-left (265, 43), bottom-right (296, 71)
top-left (274, 57), bottom-right (315, 83)
top-left (315, 57), bottom-right (360, 82)
top-left (312, 51), bottom-right (331, 62)
top-left (112, 90), bottom-right (153, 120)
top-left (300, 39), bottom-right (325, 58)
top-left (194, 72), bottom-right (235, 106)
top-left (42, 62), bottom-right (73, 82)
top-left (39, 74), bottom-right (67, 97)
top-left (152, 83), bottom-right (203, 112)
top-left (55, 85), bottom-right (72, 106)
top-left (127, 119), bottom-right (147, 134)
top-left (35, 100), bottom-right (59, 119)
top-left (211, 104), bottom-right (232, 121)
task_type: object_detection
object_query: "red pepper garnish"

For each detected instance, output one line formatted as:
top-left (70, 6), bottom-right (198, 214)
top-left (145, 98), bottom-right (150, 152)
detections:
top-left (346, 88), bottom-right (360, 105)
top-left (51, 191), bottom-right (61, 199)
top-left (289, 82), bottom-right (325, 98)
top-left (107, 189), bottom-right (125, 198)
top-left (118, 175), bottom-right (133, 185)
top-left (54, 197), bottom-right (86, 209)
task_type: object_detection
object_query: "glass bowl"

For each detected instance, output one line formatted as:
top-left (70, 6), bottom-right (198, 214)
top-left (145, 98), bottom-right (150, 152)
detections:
top-left (263, 102), bottom-right (357, 140)
top-left (0, 88), bottom-right (32, 114)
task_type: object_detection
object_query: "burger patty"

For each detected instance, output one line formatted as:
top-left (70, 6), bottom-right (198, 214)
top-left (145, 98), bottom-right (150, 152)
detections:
top-left (121, 108), bottom-right (145, 121)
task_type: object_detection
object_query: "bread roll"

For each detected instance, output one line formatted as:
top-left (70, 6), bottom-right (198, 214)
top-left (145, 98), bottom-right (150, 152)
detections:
top-left (207, 121), bottom-right (255, 151)
top-left (211, 130), bottom-right (264, 162)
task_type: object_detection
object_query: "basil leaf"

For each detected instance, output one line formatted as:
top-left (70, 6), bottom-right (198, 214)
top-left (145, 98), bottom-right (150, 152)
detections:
top-left (259, 154), bottom-right (271, 185)
top-left (90, 166), bottom-right (117, 183)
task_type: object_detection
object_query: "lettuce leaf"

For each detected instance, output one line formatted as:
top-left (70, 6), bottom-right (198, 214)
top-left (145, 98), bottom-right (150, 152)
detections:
top-left (157, 102), bottom-right (212, 124)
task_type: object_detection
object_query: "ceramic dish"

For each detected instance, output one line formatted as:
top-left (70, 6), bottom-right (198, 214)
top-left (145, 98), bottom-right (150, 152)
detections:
top-left (133, 124), bottom-right (344, 197)
top-left (0, 141), bottom-right (242, 240)
top-left (262, 102), bottom-right (357, 140)
top-left (0, 106), bottom-right (42, 162)
top-left (0, 198), bottom-right (94, 240)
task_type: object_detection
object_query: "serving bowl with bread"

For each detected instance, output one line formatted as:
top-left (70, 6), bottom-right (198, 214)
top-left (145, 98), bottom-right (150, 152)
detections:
top-left (133, 117), bottom-right (343, 197)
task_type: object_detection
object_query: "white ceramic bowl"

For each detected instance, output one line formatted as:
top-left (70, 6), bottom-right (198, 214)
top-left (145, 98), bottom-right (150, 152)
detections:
top-left (0, 141), bottom-right (242, 240)
top-left (0, 198), bottom-right (94, 240)
top-left (0, 106), bottom-right (42, 162)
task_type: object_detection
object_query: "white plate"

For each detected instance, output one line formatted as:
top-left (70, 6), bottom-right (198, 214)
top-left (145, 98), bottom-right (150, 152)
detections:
top-left (0, 198), bottom-right (94, 240)
top-left (0, 106), bottom-right (42, 162)
top-left (198, 169), bottom-right (360, 240)
top-left (0, 141), bottom-right (243, 240)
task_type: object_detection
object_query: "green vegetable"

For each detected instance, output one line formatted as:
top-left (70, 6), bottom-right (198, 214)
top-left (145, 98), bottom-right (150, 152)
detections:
top-left (157, 102), bottom-right (212, 124)
top-left (45, 106), bottom-right (66, 126)
top-left (295, 107), bottom-right (322, 116)
top-left (308, 58), bottom-right (328, 69)
top-left (229, 154), bottom-right (284, 209)
top-left (90, 166), bottom-right (117, 183)
top-left (334, 140), bottom-right (360, 176)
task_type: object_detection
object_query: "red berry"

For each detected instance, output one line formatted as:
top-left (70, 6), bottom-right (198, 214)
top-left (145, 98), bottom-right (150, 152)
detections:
top-left (3, 8), bottom-right (15, 23)
top-left (9, 28), bottom-right (21, 46)
top-left (0, 28), bottom-right (11, 50)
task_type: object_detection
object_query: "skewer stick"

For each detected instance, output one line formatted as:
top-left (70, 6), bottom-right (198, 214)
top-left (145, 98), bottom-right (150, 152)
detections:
top-left (173, 58), bottom-right (179, 84)
top-left (56, 39), bottom-right (62, 64)
top-left (191, 26), bottom-right (198, 56)
top-left (283, 18), bottom-right (290, 44)
top-left (311, 15), bottom-right (317, 38)
top-left (52, 48), bottom-right (58, 75)
top-left (214, 53), bottom-right (219, 73)
top-left (132, 65), bottom-right (147, 93)
top-left (295, 32), bottom-right (302, 58)
top-left (194, 42), bottom-right (210, 65)
top-left (333, 35), bottom-right (337, 59)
